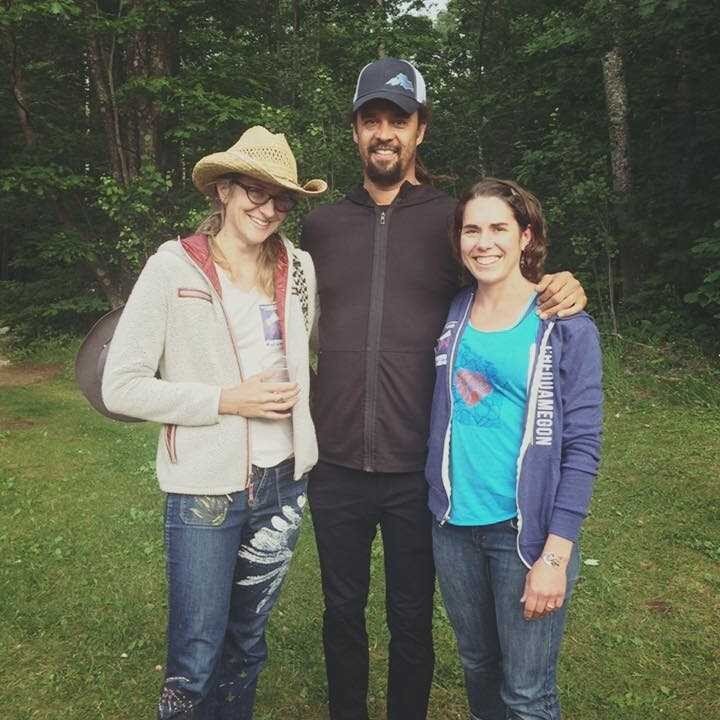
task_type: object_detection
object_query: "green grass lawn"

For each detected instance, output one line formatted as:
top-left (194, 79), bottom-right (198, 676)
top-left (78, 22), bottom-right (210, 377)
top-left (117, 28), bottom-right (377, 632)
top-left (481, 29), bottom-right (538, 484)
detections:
top-left (1, 337), bottom-right (719, 719)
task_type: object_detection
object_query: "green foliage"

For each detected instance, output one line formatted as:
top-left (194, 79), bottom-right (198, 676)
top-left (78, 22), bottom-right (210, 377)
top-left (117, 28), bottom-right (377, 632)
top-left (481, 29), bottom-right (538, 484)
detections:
top-left (0, 278), bottom-right (107, 343)
top-left (684, 220), bottom-right (720, 319)
top-left (1, 0), bottom-right (719, 347)
top-left (96, 166), bottom-right (176, 268)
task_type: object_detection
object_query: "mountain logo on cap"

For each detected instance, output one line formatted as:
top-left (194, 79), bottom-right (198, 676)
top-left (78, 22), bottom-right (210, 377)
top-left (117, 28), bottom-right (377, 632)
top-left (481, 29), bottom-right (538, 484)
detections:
top-left (386, 73), bottom-right (414, 92)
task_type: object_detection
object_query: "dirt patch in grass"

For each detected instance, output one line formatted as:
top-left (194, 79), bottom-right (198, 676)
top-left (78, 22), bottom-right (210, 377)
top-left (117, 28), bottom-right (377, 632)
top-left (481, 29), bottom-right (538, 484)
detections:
top-left (0, 416), bottom-right (36, 430)
top-left (645, 598), bottom-right (673, 614)
top-left (0, 363), bottom-right (63, 387)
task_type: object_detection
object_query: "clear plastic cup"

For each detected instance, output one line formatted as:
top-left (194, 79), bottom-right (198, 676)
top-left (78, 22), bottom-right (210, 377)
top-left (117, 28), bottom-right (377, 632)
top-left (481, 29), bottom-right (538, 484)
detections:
top-left (261, 356), bottom-right (296, 383)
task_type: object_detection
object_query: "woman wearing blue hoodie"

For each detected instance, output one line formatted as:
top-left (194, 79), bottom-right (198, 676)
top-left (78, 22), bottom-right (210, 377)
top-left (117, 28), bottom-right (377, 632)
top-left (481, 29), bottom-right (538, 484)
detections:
top-left (425, 178), bottom-right (602, 720)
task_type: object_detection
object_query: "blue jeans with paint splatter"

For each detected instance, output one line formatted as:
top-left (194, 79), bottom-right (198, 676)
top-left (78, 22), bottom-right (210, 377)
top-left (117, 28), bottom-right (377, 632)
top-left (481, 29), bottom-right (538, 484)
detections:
top-left (158, 457), bottom-right (307, 720)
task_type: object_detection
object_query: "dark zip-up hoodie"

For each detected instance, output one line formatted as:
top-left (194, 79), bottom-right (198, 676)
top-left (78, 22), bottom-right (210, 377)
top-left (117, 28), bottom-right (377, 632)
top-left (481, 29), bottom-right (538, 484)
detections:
top-left (425, 286), bottom-right (604, 566)
top-left (301, 182), bottom-right (459, 473)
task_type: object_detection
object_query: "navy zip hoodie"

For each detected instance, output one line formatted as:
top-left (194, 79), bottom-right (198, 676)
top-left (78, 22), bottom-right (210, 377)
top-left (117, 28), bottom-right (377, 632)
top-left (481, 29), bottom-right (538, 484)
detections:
top-left (425, 286), bottom-right (603, 567)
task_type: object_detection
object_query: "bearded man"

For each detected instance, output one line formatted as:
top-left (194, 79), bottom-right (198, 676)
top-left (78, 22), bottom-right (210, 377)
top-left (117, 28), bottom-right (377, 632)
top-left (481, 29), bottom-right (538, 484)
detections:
top-left (300, 58), bottom-right (586, 720)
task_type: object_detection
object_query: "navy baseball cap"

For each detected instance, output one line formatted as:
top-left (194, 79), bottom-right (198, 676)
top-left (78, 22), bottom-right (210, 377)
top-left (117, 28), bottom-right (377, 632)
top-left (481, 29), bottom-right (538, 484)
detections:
top-left (352, 58), bottom-right (427, 114)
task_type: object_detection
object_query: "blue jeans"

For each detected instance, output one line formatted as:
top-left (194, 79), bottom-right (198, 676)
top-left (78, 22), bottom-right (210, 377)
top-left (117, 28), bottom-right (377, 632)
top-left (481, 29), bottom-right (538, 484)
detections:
top-left (432, 519), bottom-right (580, 720)
top-left (158, 458), bottom-right (307, 720)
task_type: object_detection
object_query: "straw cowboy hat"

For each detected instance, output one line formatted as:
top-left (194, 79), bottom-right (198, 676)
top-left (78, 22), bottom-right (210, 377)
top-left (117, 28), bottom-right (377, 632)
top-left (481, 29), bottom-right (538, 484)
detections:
top-left (192, 125), bottom-right (328, 196)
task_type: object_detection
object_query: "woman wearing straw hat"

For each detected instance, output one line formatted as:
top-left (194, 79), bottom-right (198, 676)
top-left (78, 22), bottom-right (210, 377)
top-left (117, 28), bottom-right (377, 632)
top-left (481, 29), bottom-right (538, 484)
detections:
top-left (102, 126), bottom-right (326, 719)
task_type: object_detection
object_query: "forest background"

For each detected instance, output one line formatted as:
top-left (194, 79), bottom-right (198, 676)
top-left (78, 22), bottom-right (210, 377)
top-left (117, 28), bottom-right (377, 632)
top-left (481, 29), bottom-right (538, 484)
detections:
top-left (1, 0), bottom-right (719, 352)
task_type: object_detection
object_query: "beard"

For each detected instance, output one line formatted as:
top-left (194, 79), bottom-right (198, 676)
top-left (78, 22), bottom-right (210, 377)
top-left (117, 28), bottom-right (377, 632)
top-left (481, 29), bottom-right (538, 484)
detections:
top-left (363, 144), bottom-right (407, 187)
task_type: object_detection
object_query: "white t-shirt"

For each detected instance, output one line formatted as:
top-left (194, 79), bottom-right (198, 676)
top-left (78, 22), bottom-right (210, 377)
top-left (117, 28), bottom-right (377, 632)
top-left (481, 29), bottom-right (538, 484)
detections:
top-left (216, 265), bottom-right (293, 468)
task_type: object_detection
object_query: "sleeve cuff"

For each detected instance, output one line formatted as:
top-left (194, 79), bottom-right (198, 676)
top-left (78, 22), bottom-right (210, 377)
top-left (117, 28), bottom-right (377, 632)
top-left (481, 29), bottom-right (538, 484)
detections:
top-left (548, 507), bottom-right (585, 543)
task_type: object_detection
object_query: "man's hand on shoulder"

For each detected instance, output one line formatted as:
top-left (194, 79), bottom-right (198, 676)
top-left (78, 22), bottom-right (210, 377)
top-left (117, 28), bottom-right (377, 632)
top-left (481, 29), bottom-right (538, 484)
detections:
top-left (534, 272), bottom-right (587, 319)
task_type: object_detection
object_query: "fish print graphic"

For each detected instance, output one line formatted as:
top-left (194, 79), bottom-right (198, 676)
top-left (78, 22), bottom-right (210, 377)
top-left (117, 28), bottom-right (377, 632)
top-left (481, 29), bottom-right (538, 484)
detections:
top-left (452, 344), bottom-right (502, 428)
top-left (455, 369), bottom-right (493, 406)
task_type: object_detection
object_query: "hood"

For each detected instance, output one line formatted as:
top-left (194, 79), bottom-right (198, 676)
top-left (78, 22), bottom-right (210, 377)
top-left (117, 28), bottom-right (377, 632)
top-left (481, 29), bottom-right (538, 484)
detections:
top-left (156, 234), bottom-right (222, 295)
top-left (180, 233), bottom-right (222, 295)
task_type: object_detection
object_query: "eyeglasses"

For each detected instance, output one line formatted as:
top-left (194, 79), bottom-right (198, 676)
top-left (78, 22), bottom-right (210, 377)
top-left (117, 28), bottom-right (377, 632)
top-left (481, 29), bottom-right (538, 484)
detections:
top-left (231, 179), bottom-right (298, 213)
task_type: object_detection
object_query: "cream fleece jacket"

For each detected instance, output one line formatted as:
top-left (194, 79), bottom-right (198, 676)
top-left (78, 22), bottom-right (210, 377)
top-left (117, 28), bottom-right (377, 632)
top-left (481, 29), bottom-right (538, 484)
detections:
top-left (102, 234), bottom-right (318, 494)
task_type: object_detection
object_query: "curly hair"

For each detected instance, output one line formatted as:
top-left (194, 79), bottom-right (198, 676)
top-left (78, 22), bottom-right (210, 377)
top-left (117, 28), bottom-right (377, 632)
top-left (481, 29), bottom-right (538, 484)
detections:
top-left (452, 177), bottom-right (548, 283)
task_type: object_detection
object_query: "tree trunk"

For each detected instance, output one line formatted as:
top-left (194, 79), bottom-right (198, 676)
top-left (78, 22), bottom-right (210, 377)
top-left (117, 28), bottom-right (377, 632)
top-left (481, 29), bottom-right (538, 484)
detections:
top-left (474, 1), bottom-right (492, 177)
top-left (92, 265), bottom-right (129, 309)
top-left (133, 30), bottom-right (152, 171)
top-left (0, 234), bottom-right (9, 281)
top-left (146, 30), bottom-right (173, 167)
top-left (126, 25), bottom-right (175, 171)
top-left (87, 35), bottom-right (127, 183)
top-left (673, 46), bottom-right (693, 200)
top-left (126, 30), bottom-right (143, 176)
top-left (3, 29), bottom-right (35, 146)
top-left (2, 26), bottom-right (32, 285)
top-left (11, 66), bottom-right (34, 146)
top-left (602, 45), bottom-right (636, 297)
top-left (603, 47), bottom-right (632, 194)
top-left (377, 0), bottom-right (385, 58)
top-left (52, 198), bottom-right (128, 307)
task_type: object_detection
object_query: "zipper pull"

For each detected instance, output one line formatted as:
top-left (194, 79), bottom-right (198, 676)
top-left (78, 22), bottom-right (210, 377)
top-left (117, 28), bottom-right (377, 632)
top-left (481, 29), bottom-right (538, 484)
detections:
top-left (380, 211), bottom-right (386, 225)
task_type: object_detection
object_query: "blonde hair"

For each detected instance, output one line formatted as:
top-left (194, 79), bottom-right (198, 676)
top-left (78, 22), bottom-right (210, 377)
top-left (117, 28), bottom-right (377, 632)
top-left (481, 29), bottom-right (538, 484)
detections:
top-left (195, 179), bottom-right (284, 298)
